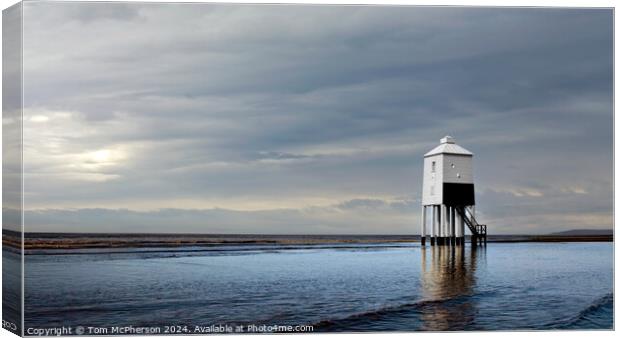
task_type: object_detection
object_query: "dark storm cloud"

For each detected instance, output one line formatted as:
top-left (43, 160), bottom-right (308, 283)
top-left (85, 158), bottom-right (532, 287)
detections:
top-left (18, 3), bottom-right (613, 234)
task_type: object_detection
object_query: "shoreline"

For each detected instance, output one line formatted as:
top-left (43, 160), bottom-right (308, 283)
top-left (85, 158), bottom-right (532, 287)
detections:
top-left (2, 231), bottom-right (613, 251)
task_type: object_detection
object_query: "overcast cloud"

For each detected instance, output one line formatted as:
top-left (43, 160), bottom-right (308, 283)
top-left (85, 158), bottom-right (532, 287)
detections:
top-left (12, 3), bottom-right (612, 234)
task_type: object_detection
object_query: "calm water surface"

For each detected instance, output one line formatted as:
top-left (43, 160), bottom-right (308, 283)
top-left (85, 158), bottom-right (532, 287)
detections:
top-left (22, 242), bottom-right (613, 332)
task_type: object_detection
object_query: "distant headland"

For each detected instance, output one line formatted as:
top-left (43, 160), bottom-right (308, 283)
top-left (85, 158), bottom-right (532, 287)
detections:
top-left (548, 229), bottom-right (612, 236)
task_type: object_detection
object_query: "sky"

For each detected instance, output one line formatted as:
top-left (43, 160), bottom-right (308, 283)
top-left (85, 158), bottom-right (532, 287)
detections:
top-left (8, 3), bottom-right (613, 234)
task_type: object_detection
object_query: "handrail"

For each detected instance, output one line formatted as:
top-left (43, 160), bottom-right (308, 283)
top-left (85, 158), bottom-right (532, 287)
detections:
top-left (457, 207), bottom-right (479, 236)
top-left (457, 207), bottom-right (488, 237)
top-left (464, 207), bottom-right (481, 227)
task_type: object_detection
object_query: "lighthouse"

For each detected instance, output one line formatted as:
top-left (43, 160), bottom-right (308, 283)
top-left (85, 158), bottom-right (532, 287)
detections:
top-left (420, 136), bottom-right (487, 246)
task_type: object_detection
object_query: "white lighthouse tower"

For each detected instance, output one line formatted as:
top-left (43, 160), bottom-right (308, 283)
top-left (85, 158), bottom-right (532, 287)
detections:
top-left (420, 136), bottom-right (486, 246)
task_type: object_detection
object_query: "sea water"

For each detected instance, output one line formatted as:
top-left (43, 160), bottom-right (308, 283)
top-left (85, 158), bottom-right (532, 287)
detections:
top-left (17, 242), bottom-right (613, 332)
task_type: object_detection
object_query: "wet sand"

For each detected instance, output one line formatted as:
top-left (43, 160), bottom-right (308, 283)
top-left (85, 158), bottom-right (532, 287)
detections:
top-left (2, 230), bottom-right (612, 251)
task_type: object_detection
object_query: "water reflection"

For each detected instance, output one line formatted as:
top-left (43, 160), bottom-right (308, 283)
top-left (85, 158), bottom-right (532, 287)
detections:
top-left (419, 245), bottom-right (485, 331)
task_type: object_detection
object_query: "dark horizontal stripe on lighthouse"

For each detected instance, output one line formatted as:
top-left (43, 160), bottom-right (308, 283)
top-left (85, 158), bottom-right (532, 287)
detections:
top-left (443, 183), bottom-right (475, 206)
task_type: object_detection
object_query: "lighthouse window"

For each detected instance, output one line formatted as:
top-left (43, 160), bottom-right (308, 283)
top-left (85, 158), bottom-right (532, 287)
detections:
top-left (451, 163), bottom-right (455, 168)
top-left (431, 161), bottom-right (436, 173)
top-left (457, 173), bottom-right (461, 178)
top-left (430, 185), bottom-right (435, 195)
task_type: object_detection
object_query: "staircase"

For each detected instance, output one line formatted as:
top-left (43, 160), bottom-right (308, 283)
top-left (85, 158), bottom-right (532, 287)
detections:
top-left (457, 207), bottom-right (487, 243)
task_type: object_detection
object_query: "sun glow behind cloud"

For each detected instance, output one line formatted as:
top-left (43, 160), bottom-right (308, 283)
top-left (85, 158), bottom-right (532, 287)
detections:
top-left (23, 109), bottom-right (130, 182)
